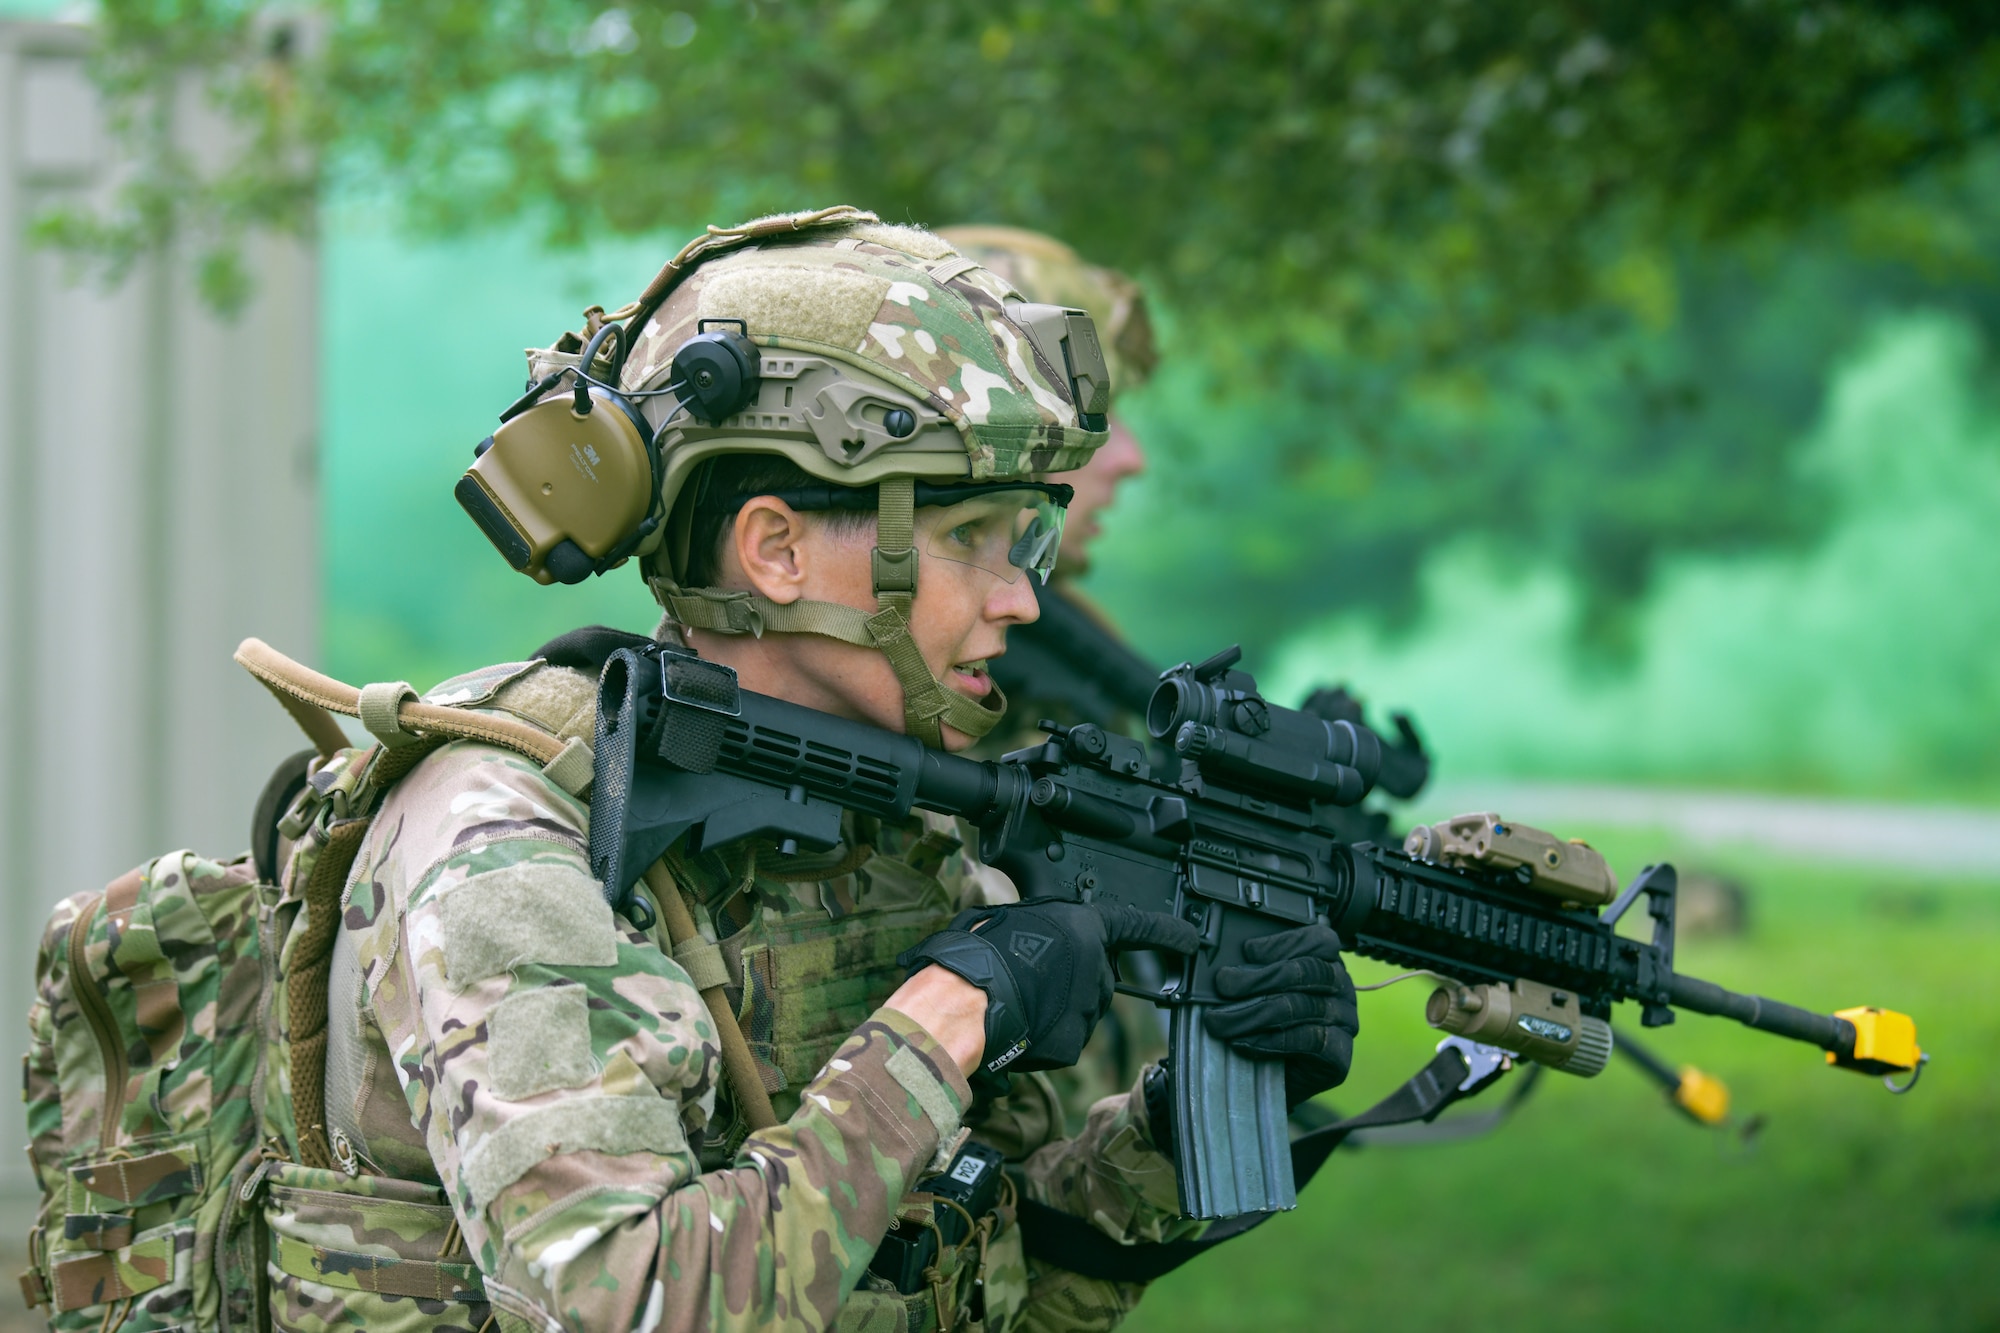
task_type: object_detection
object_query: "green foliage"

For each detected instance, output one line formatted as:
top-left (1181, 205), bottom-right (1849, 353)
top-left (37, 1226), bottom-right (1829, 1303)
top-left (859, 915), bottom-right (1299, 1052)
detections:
top-left (1091, 159), bottom-right (2000, 658)
top-left (84, 0), bottom-right (1999, 794)
top-left (1256, 313), bottom-right (2000, 797)
top-left (73, 0), bottom-right (2000, 674)
top-left (43, 5), bottom-right (320, 311)
top-left (1133, 841), bottom-right (2000, 1333)
top-left (77, 1), bottom-right (2000, 356)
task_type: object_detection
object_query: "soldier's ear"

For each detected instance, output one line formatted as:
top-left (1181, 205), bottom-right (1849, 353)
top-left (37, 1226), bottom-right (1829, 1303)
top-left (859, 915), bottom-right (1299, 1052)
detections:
top-left (729, 496), bottom-right (813, 605)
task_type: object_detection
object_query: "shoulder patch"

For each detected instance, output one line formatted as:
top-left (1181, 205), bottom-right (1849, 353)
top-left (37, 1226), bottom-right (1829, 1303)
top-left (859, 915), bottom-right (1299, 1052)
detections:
top-left (423, 659), bottom-right (541, 707)
top-left (460, 1096), bottom-right (686, 1212)
top-left (489, 984), bottom-right (597, 1100)
top-left (439, 862), bottom-right (617, 986)
top-left (491, 665), bottom-right (597, 743)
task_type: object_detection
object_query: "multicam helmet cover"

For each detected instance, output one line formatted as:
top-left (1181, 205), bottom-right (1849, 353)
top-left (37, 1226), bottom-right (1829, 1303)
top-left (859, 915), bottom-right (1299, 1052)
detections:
top-left (545, 206), bottom-right (1113, 745)
top-left (935, 224), bottom-right (1157, 396)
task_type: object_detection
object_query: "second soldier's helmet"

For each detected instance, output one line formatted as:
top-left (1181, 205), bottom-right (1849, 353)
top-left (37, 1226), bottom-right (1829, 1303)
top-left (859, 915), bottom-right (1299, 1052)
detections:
top-left (935, 225), bottom-right (1156, 398)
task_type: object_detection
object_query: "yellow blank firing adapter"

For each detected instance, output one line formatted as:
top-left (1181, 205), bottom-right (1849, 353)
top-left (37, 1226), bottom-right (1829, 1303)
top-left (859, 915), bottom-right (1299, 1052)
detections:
top-left (1828, 1006), bottom-right (1926, 1091)
top-left (1612, 1029), bottom-right (1737, 1128)
top-left (1672, 1065), bottom-right (1730, 1125)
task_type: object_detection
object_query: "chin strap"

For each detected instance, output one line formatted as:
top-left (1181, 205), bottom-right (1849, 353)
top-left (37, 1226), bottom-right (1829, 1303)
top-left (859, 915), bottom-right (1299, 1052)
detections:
top-left (651, 477), bottom-right (1007, 747)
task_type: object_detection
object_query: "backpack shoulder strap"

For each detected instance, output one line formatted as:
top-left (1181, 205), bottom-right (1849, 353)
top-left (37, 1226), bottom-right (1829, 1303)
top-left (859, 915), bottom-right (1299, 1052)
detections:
top-left (234, 639), bottom-right (596, 1169)
top-left (234, 638), bottom-right (592, 798)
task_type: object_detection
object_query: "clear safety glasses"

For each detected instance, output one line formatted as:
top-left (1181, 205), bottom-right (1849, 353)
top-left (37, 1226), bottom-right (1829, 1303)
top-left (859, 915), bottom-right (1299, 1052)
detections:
top-left (700, 477), bottom-right (1075, 585)
top-left (922, 485), bottom-right (1070, 585)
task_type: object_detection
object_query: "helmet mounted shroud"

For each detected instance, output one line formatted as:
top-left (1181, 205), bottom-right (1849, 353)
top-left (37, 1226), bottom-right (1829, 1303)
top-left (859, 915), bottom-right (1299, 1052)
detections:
top-left (454, 205), bottom-right (1112, 747)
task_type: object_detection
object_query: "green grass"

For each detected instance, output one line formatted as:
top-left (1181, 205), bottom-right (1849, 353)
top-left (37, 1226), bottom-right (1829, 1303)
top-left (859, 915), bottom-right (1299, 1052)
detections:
top-left (1127, 833), bottom-right (2000, 1333)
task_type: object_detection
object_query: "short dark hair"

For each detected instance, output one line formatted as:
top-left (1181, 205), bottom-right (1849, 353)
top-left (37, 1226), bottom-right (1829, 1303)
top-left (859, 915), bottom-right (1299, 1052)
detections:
top-left (681, 454), bottom-right (875, 587)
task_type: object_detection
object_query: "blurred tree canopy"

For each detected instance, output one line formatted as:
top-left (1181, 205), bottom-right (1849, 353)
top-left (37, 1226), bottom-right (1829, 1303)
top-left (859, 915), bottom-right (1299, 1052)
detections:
top-left (75, 0), bottom-right (2000, 349)
top-left (60, 0), bottom-right (2000, 653)
top-left (1100, 206), bottom-right (2000, 658)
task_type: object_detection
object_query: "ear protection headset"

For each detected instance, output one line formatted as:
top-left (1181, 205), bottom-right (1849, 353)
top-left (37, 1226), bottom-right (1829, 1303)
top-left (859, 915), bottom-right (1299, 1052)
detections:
top-left (456, 318), bottom-right (763, 585)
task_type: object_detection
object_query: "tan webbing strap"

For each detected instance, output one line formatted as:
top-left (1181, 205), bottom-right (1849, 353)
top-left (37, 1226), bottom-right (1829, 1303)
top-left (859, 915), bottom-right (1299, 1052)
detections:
top-left (927, 256), bottom-right (981, 285)
top-left (659, 584), bottom-right (878, 646)
top-left (357, 681), bottom-right (422, 749)
top-left (542, 737), bottom-right (594, 798)
top-left (863, 606), bottom-right (1006, 744)
top-left (643, 860), bottom-right (777, 1132)
top-left (289, 730), bottom-right (460, 1171)
top-left (287, 815), bottom-right (386, 1170)
top-left (236, 635), bottom-right (604, 1171)
top-left (670, 936), bottom-right (732, 993)
top-left (235, 640), bottom-right (587, 792)
top-left (872, 475), bottom-right (918, 621)
top-left (667, 585), bottom-right (1003, 743)
top-left (250, 677), bottom-right (350, 760)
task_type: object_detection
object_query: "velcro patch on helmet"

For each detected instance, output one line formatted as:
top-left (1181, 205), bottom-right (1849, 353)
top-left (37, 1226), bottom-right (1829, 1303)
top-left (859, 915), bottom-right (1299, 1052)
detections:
top-left (843, 222), bottom-right (958, 261)
top-left (699, 264), bottom-right (889, 360)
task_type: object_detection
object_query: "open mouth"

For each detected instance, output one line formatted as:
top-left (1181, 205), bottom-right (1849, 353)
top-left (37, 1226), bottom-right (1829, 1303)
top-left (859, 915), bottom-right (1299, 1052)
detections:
top-left (949, 660), bottom-right (992, 696)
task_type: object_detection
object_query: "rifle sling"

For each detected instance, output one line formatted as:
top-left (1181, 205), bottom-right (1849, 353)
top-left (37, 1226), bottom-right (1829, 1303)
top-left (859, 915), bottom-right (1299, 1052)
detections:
top-left (1016, 1045), bottom-right (1477, 1283)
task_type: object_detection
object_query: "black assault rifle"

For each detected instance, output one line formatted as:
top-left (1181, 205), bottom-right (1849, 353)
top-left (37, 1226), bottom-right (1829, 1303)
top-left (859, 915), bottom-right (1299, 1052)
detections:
top-left (589, 641), bottom-right (1924, 1224)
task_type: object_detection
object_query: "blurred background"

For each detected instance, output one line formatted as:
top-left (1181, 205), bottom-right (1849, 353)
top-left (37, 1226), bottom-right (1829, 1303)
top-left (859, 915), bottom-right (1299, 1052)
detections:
top-left (0, 1), bottom-right (1995, 1328)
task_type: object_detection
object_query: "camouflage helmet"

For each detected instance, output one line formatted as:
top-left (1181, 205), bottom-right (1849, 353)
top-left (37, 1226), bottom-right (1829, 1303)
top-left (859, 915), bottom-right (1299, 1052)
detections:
top-left (935, 225), bottom-right (1157, 395)
top-left (584, 207), bottom-right (1112, 745)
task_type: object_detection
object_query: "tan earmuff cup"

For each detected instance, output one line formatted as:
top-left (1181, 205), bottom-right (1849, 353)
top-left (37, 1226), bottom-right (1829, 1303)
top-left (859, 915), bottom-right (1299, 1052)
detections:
top-left (458, 389), bottom-right (654, 585)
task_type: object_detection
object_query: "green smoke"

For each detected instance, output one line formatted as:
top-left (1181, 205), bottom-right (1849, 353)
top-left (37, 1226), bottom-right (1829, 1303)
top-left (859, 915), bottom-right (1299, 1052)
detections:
top-left (1265, 314), bottom-right (2000, 800)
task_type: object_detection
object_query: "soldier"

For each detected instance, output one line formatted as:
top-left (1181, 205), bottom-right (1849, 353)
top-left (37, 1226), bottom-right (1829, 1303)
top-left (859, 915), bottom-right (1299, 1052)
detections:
top-left (321, 208), bottom-right (1360, 1333)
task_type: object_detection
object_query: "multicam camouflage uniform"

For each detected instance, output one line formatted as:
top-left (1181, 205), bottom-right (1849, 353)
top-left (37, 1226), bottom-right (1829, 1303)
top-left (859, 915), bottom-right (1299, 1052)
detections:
top-left (22, 211), bottom-right (1195, 1333)
top-left (303, 657), bottom-right (1193, 1333)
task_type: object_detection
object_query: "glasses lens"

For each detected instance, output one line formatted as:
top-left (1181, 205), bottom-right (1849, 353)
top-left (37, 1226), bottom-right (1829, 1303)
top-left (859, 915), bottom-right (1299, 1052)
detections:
top-left (923, 489), bottom-right (1068, 584)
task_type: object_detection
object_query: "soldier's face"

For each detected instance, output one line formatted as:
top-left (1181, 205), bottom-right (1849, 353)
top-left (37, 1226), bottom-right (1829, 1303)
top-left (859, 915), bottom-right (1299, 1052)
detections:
top-left (693, 496), bottom-right (1042, 749)
top-left (1054, 414), bottom-right (1147, 578)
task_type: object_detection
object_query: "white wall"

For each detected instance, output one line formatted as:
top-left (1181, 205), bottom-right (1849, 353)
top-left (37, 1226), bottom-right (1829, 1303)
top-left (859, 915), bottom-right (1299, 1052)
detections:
top-left (0, 20), bottom-right (317, 1202)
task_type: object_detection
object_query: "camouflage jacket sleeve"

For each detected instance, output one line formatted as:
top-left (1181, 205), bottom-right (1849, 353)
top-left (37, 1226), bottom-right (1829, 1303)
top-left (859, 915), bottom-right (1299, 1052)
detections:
top-left (1007, 1073), bottom-right (1203, 1332)
top-left (353, 739), bottom-right (974, 1332)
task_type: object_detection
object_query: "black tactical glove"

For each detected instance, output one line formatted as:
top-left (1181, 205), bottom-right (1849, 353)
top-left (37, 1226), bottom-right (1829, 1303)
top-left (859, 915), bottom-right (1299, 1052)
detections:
top-left (1202, 923), bottom-right (1360, 1109)
top-left (901, 899), bottom-right (1199, 1084)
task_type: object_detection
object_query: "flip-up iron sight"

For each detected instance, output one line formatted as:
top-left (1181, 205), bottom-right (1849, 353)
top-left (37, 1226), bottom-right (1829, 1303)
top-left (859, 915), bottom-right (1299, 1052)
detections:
top-left (1146, 645), bottom-right (1381, 807)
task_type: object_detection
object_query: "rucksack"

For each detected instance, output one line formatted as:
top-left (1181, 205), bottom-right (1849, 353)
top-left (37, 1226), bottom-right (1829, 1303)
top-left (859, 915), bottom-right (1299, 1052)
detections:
top-left (20, 639), bottom-right (584, 1331)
